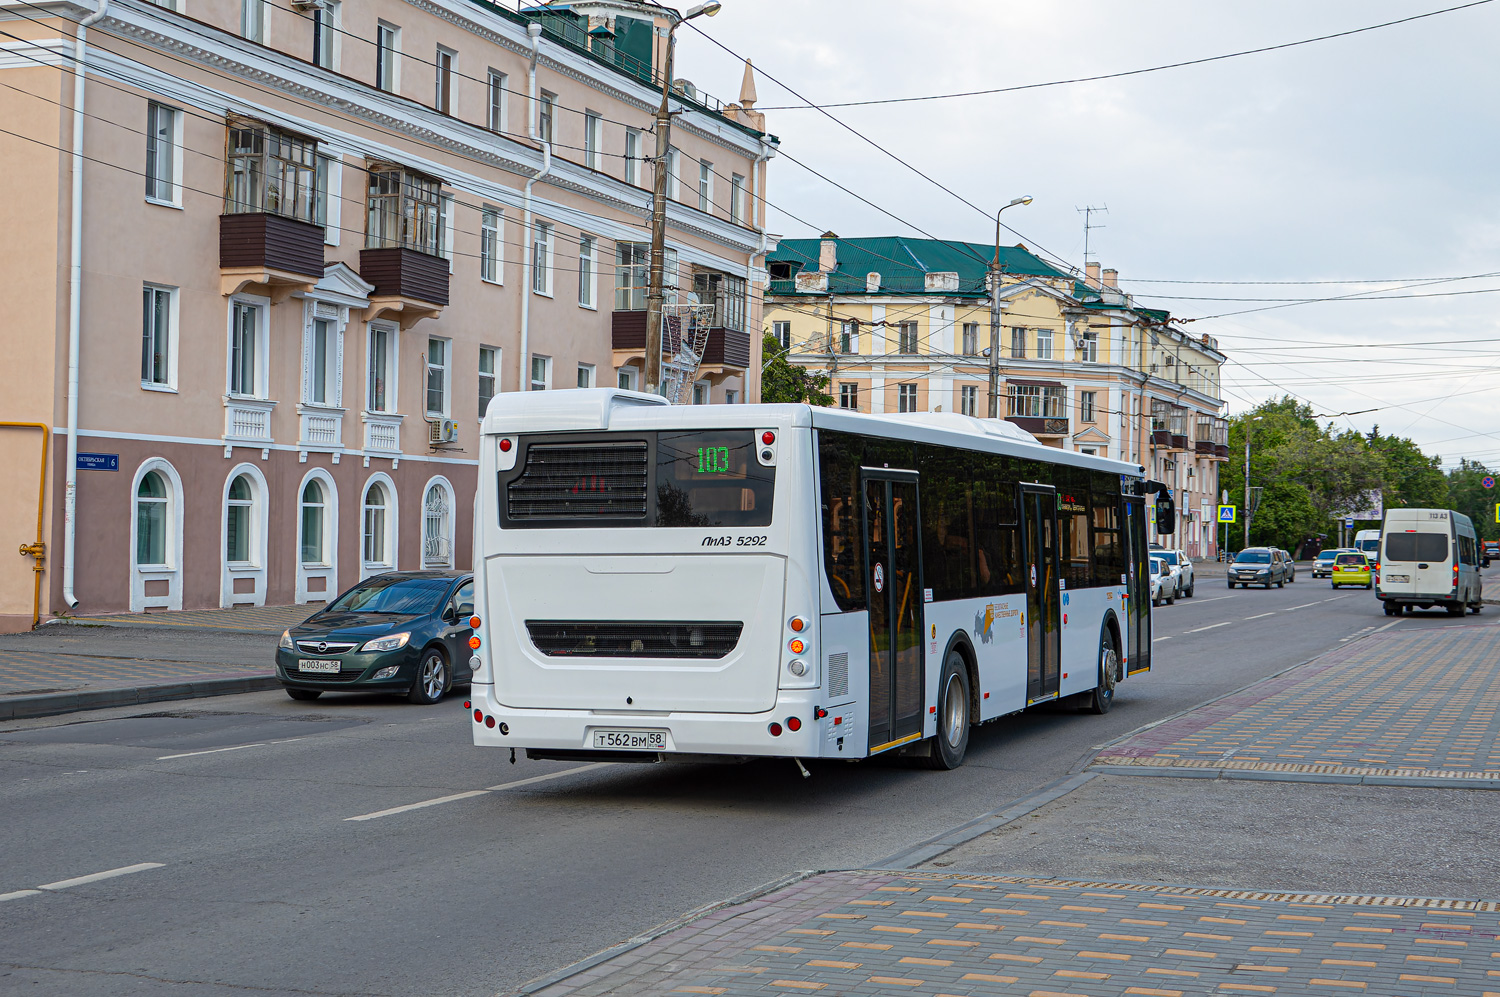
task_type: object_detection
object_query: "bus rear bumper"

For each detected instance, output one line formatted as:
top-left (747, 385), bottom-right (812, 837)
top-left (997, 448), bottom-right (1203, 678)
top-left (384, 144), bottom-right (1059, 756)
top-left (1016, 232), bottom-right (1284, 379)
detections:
top-left (466, 690), bottom-right (859, 760)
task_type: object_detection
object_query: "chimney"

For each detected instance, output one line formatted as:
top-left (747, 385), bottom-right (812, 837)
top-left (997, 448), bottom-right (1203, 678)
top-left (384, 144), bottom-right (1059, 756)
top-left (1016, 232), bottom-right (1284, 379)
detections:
top-left (1102, 268), bottom-right (1119, 289)
top-left (819, 231), bottom-right (838, 273)
top-left (1085, 262), bottom-right (1101, 288)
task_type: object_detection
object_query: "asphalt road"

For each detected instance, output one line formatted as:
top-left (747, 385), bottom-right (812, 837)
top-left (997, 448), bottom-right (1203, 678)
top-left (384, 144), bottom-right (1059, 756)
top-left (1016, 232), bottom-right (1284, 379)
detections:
top-left (1, 565), bottom-right (1493, 997)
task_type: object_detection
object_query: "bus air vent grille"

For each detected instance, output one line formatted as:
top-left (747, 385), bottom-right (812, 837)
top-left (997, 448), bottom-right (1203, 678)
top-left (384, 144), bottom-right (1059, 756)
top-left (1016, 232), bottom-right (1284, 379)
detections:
top-left (828, 651), bottom-right (849, 697)
top-left (508, 442), bottom-right (649, 520)
top-left (525, 621), bottom-right (744, 659)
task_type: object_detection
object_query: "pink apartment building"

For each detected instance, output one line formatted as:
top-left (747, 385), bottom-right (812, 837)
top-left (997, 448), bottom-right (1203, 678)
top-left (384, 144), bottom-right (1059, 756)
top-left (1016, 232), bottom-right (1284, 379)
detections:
top-left (0, 0), bottom-right (775, 629)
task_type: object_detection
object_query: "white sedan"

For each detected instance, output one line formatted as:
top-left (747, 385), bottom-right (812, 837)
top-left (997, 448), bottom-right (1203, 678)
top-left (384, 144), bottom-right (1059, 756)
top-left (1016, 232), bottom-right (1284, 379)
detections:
top-left (1149, 556), bottom-right (1176, 606)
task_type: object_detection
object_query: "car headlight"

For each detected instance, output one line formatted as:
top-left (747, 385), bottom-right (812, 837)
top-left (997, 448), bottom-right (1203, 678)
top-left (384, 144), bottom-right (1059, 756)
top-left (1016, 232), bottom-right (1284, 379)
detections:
top-left (279, 629), bottom-right (293, 650)
top-left (361, 632), bottom-right (411, 652)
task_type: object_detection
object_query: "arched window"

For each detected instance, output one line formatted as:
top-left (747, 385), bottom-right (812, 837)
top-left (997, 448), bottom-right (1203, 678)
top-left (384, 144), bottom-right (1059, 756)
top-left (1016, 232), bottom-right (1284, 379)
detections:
top-left (300, 479), bottom-right (327, 565)
top-left (226, 474), bottom-right (254, 563)
top-left (423, 482), bottom-right (452, 567)
top-left (363, 483), bottom-right (388, 567)
top-left (136, 472), bottom-right (168, 566)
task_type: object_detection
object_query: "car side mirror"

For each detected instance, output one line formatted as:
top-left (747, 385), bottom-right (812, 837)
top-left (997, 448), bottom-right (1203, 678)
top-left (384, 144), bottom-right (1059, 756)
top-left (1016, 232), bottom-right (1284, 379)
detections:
top-left (441, 605), bottom-right (457, 624)
top-left (1155, 493), bottom-right (1176, 535)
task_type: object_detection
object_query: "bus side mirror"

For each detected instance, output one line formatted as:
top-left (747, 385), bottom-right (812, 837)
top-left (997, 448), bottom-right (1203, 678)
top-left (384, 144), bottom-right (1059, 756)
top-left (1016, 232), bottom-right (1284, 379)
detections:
top-left (1155, 494), bottom-right (1177, 535)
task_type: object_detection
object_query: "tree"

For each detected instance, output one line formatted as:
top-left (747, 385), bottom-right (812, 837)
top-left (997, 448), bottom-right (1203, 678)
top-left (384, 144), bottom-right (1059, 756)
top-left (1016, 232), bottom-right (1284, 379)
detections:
top-left (760, 333), bottom-right (832, 405)
top-left (1367, 426), bottom-right (1447, 509)
top-left (1448, 459), bottom-right (1499, 541)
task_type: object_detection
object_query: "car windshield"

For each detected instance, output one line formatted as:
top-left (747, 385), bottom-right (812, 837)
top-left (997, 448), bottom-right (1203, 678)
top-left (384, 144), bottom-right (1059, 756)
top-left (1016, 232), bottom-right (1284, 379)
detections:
top-left (1316, 551), bottom-right (1337, 561)
top-left (1155, 551), bottom-right (1179, 565)
top-left (1335, 554), bottom-right (1365, 566)
top-left (1235, 550), bottom-right (1271, 564)
top-left (325, 576), bottom-right (451, 615)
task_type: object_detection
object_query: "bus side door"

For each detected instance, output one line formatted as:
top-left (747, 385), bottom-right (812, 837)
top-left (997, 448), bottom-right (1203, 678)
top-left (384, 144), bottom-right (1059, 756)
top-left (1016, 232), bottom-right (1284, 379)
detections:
top-left (861, 469), bottom-right (925, 754)
top-left (1123, 495), bottom-right (1151, 674)
top-left (1020, 484), bottom-right (1061, 704)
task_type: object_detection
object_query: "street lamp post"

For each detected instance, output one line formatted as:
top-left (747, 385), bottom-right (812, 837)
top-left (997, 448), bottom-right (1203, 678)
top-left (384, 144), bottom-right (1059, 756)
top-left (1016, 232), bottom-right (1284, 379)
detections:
top-left (987, 196), bottom-right (1032, 419)
top-left (643, 2), bottom-right (721, 397)
top-left (1244, 414), bottom-right (1262, 549)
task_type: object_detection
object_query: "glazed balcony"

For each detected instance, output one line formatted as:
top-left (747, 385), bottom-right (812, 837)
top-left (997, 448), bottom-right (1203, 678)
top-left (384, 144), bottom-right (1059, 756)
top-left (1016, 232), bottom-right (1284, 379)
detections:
top-left (219, 213), bottom-right (325, 297)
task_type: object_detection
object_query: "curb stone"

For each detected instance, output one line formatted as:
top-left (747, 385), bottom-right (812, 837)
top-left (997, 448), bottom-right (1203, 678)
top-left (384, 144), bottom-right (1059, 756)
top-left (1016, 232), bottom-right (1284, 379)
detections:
top-left (0, 675), bottom-right (281, 722)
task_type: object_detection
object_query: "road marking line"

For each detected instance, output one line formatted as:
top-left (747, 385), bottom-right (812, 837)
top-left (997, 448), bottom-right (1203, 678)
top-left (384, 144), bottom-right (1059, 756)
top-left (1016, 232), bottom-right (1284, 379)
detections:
top-left (156, 737), bottom-right (306, 761)
top-left (1283, 602), bottom-right (1323, 611)
top-left (345, 790), bottom-right (492, 822)
top-left (1153, 636), bottom-right (1172, 642)
top-left (1372, 620), bottom-right (1402, 634)
top-left (1323, 595), bottom-right (1352, 603)
top-left (1243, 613), bottom-right (1276, 621)
top-left (1177, 595), bottom-right (1234, 606)
top-left (0, 890), bottom-right (42, 902)
top-left (1184, 622), bottom-right (1233, 634)
top-left (37, 863), bottom-right (164, 891)
top-left (486, 763), bottom-right (608, 793)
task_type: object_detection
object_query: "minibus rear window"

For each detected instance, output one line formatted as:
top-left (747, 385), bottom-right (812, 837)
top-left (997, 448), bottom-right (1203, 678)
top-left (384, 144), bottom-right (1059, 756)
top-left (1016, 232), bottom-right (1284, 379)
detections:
top-left (1384, 532), bottom-right (1448, 562)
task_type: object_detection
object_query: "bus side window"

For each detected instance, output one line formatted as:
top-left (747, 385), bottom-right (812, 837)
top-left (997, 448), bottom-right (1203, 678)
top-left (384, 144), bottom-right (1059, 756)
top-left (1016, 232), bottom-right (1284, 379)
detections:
top-left (1090, 471), bottom-right (1122, 587)
top-left (919, 446), bottom-right (977, 601)
top-left (972, 453), bottom-right (1023, 597)
top-left (818, 431), bottom-right (866, 611)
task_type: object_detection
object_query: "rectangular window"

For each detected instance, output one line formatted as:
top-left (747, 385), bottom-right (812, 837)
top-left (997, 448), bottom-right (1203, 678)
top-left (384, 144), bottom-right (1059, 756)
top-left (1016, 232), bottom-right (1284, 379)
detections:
top-left (478, 345), bottom-right (497, 417)
top-left (367, 325), bottom-right (394, 412)
top-left (577, 234), bottom-right (596, 308)
top-left (376, 22), bottom-right (399, 92)
top-left (614, 242), bottom-right (648, 310)
top-left (1080, 330), bottom-right (1098, 362)
top-left (698, 160), bottom-right (712, 212)
top-left (838, 320), bottom-right (857, 354)
top-left (145, 103), bottom-right (177, 204)
top-left (530, 355), bottom-right (550, 392)
top-left (314, 154), bottom-right (340, 245)
top-left (577, 363), bottom-right (595, 389)
top-left (532, 221), bottom-right (553, 295)
top-left (960, 385), bottom-right (977, 416)
top-left (307, 317), bottom-right (334, 405)
top-left (487, 70), bottom-right (507, 132)
top-left (584, 112), bottom-right (601, 169)
top-left (839, 383), bottom-right (858, 409)
top-left (666, 146), bottom-right (680, 200)
top-left (229, 301), bottom-right (260, 397)
top-left (897, 383), bottom-right (917, 412)
top-left (617, 366), bottom-right (637, 391)
top-left (1007, 384), bottom-right (1065, 418)
top-left (897, 321), bottom-right (918, 354)
top-left (624, 128), bottom-right (641, 185)
top-left (141, 284), bottom-right (174, 387)
top-left (426, 338), bottom-right (448, 416)
top-left (1010, 326), bottom-right (1026, 359)
top-left (538, 91), bottom-right (555, 144)
top-left (692, 271), bottom-right (747, 333)
top-left (366, 164), bottom-right (441, 254)
top-left (730, 174), bottom-right (745, 224)
top-left (241, 0), bottom-right (263, 42)
top-left (692, 382), bottom-right (708, 405)
top-left (440, 195), bottom-right (455, 269)
top-left (961, 322), bottom-right (979, 355)
top-left (724, 389), bottom-right (738, 404)
top-left (480, 207), bottom-right (501, 283)
top-left (435, 47), bottom-right (455, 114)
top-left (1036, 327), bottom-right (1054, 360)
top-left (312, 1), bottom-right (340, 69)
top-left (226, 119), bottom-right (318, 222)
top-left (1081, 390), bottom-right (1096, 423)
top-left (772, 320), bottom-right (791, 351)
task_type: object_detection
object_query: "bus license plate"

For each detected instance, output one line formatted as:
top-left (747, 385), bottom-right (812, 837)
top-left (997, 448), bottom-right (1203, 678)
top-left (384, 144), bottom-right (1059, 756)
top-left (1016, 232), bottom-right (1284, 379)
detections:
top-left (592, 729), bottom-right (668, 750)
top-left (298, 659), bottom-right (341, 673)
top-left (1385, 574), bottom-right (1409, 583)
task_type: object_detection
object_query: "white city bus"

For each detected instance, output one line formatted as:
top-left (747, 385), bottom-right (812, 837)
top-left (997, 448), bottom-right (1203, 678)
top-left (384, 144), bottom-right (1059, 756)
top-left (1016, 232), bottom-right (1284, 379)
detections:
top-left (467, 390), bottom-right (1169, 770)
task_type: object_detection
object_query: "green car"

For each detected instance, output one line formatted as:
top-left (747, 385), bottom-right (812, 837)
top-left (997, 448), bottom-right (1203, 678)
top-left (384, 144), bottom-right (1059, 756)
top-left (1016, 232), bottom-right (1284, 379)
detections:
top-left (276, 571), bottom-right (475, 704)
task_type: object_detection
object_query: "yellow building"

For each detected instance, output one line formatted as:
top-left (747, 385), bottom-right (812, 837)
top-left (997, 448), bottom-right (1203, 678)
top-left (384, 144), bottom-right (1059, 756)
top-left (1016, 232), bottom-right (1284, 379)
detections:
top-left (763, 234), bottom-right (1229, 556)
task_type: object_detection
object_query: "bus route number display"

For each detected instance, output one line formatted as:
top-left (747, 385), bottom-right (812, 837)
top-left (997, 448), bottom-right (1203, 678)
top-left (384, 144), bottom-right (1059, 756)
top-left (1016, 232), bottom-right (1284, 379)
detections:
top-left (697, 446), bottom-right (731, 474)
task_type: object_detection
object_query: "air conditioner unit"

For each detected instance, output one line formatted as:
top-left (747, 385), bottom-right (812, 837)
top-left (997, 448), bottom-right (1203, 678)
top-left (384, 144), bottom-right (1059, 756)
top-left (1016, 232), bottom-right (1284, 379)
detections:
top-left (1074, 337), bottom-right (1088, 350)
top-left (290, 0), bottom-right (326, 9)
top-left (429, 419), bottom-right (459, 445)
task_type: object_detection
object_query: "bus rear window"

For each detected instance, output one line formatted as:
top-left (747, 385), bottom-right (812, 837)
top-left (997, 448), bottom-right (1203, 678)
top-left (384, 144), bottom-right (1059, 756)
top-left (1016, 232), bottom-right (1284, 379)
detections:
top-left (1384, 532), bottom-right (1448, 562)
top-left (655, 431), bottom-right (775, 528)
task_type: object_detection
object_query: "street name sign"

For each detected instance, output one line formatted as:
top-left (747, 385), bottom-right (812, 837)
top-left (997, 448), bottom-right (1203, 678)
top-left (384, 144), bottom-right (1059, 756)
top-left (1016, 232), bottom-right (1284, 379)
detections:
top-left (76, 452), bottom-right (118, 471)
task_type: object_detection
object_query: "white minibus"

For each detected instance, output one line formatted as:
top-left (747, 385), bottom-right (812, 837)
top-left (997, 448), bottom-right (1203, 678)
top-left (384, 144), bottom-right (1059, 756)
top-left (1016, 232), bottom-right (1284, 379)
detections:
top-left (466, 390), bottom-right (1171, 770)
top-left (1377, 508), bottom-right (1483, 616)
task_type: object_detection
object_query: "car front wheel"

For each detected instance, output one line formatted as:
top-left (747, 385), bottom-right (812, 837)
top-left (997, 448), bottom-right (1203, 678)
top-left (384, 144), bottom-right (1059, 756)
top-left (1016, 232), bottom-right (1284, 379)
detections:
top-left (408, 647), bottom-right (449, 705)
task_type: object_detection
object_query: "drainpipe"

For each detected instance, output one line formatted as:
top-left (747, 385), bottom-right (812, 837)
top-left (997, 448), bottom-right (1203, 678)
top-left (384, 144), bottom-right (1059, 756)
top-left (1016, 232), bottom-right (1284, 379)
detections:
top-left (519, 22), bottom-right (552, 393)
top-left (63, 0), bottom-right (109, 610)
top-left (748, 138), bottom-right (771, 401)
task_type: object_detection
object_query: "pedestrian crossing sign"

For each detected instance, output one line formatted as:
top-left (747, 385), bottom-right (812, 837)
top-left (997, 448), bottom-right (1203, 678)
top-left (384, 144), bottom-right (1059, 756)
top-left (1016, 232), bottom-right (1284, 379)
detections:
top-left (1218, 505), bottom-right (1236, 523)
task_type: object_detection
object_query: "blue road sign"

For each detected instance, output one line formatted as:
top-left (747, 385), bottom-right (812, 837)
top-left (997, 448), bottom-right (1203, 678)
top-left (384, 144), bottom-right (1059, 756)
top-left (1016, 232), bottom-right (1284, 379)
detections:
top-left (76, 452), bottom-right (119, 471)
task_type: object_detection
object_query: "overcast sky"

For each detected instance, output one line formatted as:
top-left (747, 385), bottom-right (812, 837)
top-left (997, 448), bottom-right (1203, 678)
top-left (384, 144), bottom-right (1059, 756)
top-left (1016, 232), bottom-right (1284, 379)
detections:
top-left (674, 0), bottom-right (1500, 469)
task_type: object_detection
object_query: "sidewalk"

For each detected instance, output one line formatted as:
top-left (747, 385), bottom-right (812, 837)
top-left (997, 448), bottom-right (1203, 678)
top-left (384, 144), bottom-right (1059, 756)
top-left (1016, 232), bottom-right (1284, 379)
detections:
top-left (0, 604), bottom-right (312, 721)
top-left (512, 617), bottom-right (1500, 997)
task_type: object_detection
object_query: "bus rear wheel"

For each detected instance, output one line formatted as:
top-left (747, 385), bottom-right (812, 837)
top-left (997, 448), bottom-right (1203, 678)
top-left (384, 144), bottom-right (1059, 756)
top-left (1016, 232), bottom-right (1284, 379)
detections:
top-left (928, 651), bottom-right (970, 770)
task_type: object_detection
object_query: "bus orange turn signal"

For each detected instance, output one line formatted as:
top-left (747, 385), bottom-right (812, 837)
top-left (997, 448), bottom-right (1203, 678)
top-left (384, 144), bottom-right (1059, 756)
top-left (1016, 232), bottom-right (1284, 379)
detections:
top-left (469, 635), bottom-right (482, 649)
top-left (788, 638), bottom-right (805, 655)
top-left (470, 616), bottom-right (482, 629)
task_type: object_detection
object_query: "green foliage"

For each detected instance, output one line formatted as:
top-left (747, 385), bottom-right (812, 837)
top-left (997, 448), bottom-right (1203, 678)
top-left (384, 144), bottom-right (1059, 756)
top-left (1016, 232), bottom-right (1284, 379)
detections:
top-left (1366, 425), bottom-right (1447, 509)
top-left (760, 333), bottom-right (832, 406)
top-left (1447, 459), bottom-right (1499, 541)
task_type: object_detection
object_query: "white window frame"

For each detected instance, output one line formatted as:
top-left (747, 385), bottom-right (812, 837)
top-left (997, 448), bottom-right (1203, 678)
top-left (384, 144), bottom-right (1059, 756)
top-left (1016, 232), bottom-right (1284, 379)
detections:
top-left (666, 146), bottom-right (680, 201)
top-left (617, 365), bottom-right (638, 391)
top-left (1080, 330), bottom-right (1099, 363)
top-left (478, 345), bottom-right (499, 418)
top-left (897, 383), bottom-right (918, 413)
top-left (538, 90), bottom-right (556, 144)
top-left (301, 309), bottom-right (343, 408)
top-left (897, 321), bottom-right (918, 354)
top-left (730, 173), bottom-right (745, 224)
top-left (487, 70), bottom-right (508, 132)
top-left (220, 463), bottom-right (269, 607)
top-left (144, 102), bottom-right (182, 208)
top-left (1011, 326), bottom-right (1026, 359)
top-left (421, 476), bottom-right (456, 569)
top-left (241, 0), bottom-right (263, 43)
top-left (724, 389), bottom-right (738, 404)
top-left (315, 153), bottom-right (342, 246)
top-left (1036, 327), bottom-right (1054, 360)
top-left (772, 320), bottom-right (790, 351)
top-left (960, 384), bottom-right (978, 416)
top-left (1081, 390), bottom-right (1097, 424)
top-left (577, 234), bottom-right (597, 309)
top-left (576, 363), bottom-right (595, 389)
top-left (698, 159), bottom-right (713, 212)
top-left (531, 221), bottom-right (553, 296)
top-left (227, 294), bottom-right (270, 399)
top-left (376, 22), bottom-right (401, 93)
top-left (624, 128), bottom-right (641, 185)
top-left (425, 336), bottom-right (451, 418)
top-left (360, 473), bottom-right (399, 577)
top-left (296, 468), bottom-right (339, 604)
top-left (435, 45), bottom-right (456, 115)
top-left (839, 319), bottom-right (858, 355)
top-left (692, 380), bottom-right (709, 405)
top-left (530, 354), bottom-right (551, 392)
top-left (366, 321), bottom-right (398, 414)
top-left (839, 382), bottom-right (858, 410)
top-left (480, 206), bottom-right (502, 284)
top-left (313, 1), bottom-right (341, 70)
top-left (439, 195), bottom-right (455, 273)
top-left (129, 458), bottom-right (184, 612)
top-left (583, 111), bottom-right (601, 169)
top-left (141, 282), bottom-right (178, 391)
top-left (961, 322), bottom-right (979, 355)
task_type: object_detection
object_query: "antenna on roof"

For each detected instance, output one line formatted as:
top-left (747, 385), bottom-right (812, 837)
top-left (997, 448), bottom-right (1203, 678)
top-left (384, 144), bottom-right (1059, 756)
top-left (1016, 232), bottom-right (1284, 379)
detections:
top-left (1076, 204), bottom-right (1108, 266)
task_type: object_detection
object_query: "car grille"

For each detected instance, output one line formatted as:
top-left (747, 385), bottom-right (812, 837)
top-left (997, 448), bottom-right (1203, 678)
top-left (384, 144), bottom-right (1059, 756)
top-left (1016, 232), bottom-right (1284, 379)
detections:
top-left (507, 442), bottom-right (649, 521)
top-left (525, 621), bottom-right (743, 659)
top-left (284, 666), bottom-right (366, 682)
top-left (296, 640), bottom-right (358, 654)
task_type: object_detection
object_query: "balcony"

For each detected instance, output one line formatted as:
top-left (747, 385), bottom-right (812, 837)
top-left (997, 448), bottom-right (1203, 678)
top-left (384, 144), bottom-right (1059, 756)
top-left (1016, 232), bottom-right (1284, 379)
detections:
top-left (1151, 428), bottom-right (1173, 448)
top-left (1007, 416), bottom-right (1069, 437)
top-left (360, 247), bottom-right (448, 327)
top-left (362, 412), bottom-right (404, 455)
top-left (297, 404), bottom-right (344, 452)
top-left (223, 396), bottom-right (277, 446)
top-left (219, 213), bottom-right (325, 298)
top-left (610, 311), bottom-right (750, 373)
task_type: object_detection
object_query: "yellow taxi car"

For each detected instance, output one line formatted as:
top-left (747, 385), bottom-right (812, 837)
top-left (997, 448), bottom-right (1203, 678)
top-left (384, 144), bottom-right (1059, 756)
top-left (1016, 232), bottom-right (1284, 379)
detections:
top-left (1330, 552), bottom-right (1373, 589)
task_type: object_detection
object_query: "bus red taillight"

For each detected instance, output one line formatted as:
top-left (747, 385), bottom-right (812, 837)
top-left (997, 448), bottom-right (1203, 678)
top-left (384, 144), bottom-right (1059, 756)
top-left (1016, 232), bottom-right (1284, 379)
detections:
top-left (786, 717), bottom-right (802, 732)
top-left (474, 709), bottom-right (483, 723)
top-left (762, 431), bottom-right (775, 445)
top-left (499, 438), bottom-right (513, 452)
top-left (485, 716), bottom-right (496, 728)
top-left (768, 722), bottom-right (783, 737)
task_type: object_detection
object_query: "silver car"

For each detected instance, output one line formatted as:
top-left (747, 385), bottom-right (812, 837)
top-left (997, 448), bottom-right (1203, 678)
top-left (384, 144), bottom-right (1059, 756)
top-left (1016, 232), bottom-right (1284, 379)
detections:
top-left (1151, 547), bottom-right (1195, 598)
